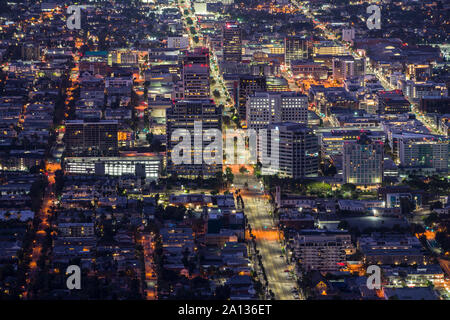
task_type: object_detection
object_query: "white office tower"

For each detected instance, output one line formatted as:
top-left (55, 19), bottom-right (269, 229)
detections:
top-left (399, 134), bottom-right (449, 172)
top-left (246, 92), bottom-right (308, 131)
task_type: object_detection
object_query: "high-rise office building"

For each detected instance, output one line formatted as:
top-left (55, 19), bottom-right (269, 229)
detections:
top-left (284, 36), bottom-right (310, 67)
top-left (237, 75), bottom-right (266, 121)
top-left (65, 120), bottom-right (118, 156)
top-left (182, 47), bottom-right (210, 100)
top-left (264, 123), bottom-right (319, 178)
top-left (343, 134), bottom-right (384, 187)
top-left (398, 134), bottom-right (449, 172)
top-left (246, 92), bottom-right (308, 131)
top-left (166, 100), bottom-right (222, 178)
top-left (222, 22), bottom-right (242, 63)
top-left (332, 56), bottom-right (365, 81)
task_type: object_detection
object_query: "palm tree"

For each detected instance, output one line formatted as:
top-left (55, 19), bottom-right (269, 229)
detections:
top-left (239, 166), bottom-right (249, 175)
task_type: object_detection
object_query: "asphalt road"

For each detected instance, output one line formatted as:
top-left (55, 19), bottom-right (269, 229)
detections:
top-left (234, 174), bottom-right (300, 300)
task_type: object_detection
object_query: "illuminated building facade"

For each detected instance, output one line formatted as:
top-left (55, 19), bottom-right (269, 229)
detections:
top-left (63, 156), bottom-right (160, 180)
top-left (332, 56), bottom-right (365, 81)
top-left (293, 230), bottom-right (353, 272)
top-left (377, 90), bottom-right (411, 114)
top-left (166, 100), bottom-right (222, 178)
top-left (246, 92), bottom-right (308, 131)
top-left (291, 60), bottom-right (328, 80)
top-left (284, 36), bottom-right (309, 67)
top-left (358, 234), bottom-right (428, 265)
top-left (237, 75), bottom-right (267, 121)
top-left (182, 48), bottom-right (210, 100)
top-left (265, 123), bottom-right (319, 178)
top-left (222, 22), bottom-right (242, 63)
top-left (343, 134), bottom-right (384, 187)
top-left (320, 129), bottom-right (385, 157)
top-left (65, 120), bottom-right (118, 157)
top-left (398, 135), bottom-right (449, 172)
